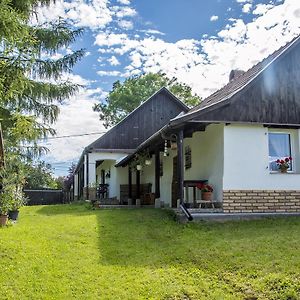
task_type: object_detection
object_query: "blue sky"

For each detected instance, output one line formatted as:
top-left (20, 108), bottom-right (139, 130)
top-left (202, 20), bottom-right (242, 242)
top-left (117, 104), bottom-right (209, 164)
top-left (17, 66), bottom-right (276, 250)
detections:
top-left (34, 0), bottom-right (300, 176)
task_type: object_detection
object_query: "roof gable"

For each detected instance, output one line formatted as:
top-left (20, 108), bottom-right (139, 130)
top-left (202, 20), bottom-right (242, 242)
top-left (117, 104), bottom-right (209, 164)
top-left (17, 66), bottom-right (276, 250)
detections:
top-left (87, 87), bottom-right (188, 151)
top-left (172, 35), bottom-right (300, 125)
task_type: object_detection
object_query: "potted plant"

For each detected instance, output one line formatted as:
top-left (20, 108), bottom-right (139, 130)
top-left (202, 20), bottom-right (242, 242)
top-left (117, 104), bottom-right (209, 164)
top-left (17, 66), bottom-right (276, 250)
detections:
top-left (0, 191), bottom-right (13, 227)
top-left (196, 183), bottom-right (214, 201)
top-left (8, 188), bottom-right (27, 221)
top-left (276, 157), bottom-right (292, 173)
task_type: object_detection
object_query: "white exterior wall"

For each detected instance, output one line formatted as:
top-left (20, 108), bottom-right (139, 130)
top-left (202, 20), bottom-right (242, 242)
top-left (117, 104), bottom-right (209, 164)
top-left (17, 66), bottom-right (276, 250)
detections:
top-left (88, 152), bottom-right (129, 199)
top-left (140, 155), bottom-right (155, 193)
top-left (84, 154), bottom-right (88, 187)
top-left (223, 124), bottom-right (300, 190)
top-left (184, 124), bottom-right (224, 202)
top-left (159, 124), bottom-right (225, 206)
top-left (74, 174), bottom-right (78, 196)
top-left (160, 151), bottom-right (177, 207)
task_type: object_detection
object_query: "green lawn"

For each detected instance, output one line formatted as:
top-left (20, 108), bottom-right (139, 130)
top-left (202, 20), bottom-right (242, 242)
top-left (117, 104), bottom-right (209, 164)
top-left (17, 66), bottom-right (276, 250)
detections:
top-left (0, 204), bottom-right (300, 299)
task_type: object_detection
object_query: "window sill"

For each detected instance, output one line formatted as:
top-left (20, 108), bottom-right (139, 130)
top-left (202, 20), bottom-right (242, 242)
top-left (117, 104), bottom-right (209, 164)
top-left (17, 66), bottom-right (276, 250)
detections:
top-left (269, 171), bottom-right (300, 175)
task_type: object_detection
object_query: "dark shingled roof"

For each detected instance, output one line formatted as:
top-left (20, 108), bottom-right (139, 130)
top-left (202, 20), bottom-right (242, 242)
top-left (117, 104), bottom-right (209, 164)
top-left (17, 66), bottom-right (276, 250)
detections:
top-left (172, 35), bottom-right (300, 124)
top-left (86, 87), bottom-right (188, 151)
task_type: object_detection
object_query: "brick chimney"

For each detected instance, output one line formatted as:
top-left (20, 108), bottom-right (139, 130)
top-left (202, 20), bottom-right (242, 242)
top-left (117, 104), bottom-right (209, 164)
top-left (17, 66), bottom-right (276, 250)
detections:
top-left (229, 69), bottom-right (245, 82)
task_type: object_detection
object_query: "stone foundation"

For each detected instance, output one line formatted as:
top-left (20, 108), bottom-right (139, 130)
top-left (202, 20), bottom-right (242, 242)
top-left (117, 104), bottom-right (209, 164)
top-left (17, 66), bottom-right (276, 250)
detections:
top-left (223, 190), bottom-right (300, 213)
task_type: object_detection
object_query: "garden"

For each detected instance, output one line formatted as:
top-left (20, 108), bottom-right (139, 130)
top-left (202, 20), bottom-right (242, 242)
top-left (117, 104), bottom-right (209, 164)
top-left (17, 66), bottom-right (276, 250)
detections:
top-left (0, 203), bottom-right (300, 299)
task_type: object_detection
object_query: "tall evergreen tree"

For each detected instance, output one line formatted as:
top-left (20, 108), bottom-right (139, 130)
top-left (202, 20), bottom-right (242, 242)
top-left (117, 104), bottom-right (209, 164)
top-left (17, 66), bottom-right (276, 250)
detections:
top-left (0, 0), bottom-right (84, 154)
top-left (0, 0), bottom-right (84, 212)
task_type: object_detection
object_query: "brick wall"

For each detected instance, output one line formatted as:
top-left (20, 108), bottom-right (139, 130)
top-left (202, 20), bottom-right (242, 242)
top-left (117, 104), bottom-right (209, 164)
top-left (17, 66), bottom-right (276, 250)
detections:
top-left (223, 190), bottom-right (300, 213)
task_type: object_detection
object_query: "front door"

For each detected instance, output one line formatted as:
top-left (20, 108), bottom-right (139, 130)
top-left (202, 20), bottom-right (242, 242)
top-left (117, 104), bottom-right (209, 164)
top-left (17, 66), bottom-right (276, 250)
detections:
top-left (171, 156), bottom-right (178, 208)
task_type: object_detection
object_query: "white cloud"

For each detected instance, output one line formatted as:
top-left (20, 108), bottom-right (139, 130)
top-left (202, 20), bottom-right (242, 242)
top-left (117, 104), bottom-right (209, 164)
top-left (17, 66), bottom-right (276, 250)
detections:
top-left (41, 86), bottom-right (107, 165)
top-left (115, 6), bottom-right (137, 18)
top-left (117, 0), bottom-right (130, 4)
top-left (139, 29), bottom-right (165, 36)
top-left (32, 0), bottom-right (137, 31)
top-left (107, 56), bottom-right (120, 66)
top-left (210, 15), bottom-right (219, 21)
top-left (118, 19), bottom-right (134, 30)
top-left (236, 0), bottom-right (252, 3)
top-left (242, 3), bottom-right (252, 13)
top-left (253, 4), bottom-right (275, 15)
top-left (97, 70), bottom-right (124, 76)
top-left (94, 0), bottom-right (300, 98)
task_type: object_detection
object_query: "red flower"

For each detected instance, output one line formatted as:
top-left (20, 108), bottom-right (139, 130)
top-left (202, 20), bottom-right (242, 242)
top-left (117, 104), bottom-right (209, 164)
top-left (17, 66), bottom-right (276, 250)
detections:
top-left (289, 157), bottom-right (292, 160)
top-left (280, 160), bottom-right (284, 164)
top-left (276, 159), bottom-right (280, 163)
top-left (285, 157), bottom-right (289, 162)
top-left (196, 183), bottom-right (204, 190)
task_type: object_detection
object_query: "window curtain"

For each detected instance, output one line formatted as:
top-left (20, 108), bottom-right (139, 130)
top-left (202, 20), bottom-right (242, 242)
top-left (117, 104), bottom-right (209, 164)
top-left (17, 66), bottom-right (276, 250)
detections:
top-left (268, 133), bottom-right (291, 171)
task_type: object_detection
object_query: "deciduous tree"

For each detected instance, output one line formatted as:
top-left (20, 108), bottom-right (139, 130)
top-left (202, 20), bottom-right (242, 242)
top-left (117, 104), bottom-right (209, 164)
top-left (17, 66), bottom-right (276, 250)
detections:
top-left (93, 73), bottom-right (201, 128)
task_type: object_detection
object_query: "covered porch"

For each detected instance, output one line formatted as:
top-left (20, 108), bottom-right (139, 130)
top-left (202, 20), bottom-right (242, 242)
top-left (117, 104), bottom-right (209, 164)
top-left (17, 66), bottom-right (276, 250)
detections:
top-left (115, 122), bottom-right (225, 213)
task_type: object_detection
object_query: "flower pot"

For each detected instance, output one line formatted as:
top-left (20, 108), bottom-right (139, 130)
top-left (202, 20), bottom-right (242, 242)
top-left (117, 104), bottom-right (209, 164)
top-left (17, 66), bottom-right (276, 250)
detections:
top-left (8, 210), bottom-right (19, 221)
top-left (202, 191), bottom-right (212, 201)
top-left (0, 214), bottom-right (8, 227)
top-left (280, 167), bottom-right (288, 173)
top-left (136, 165), bottom-right (142, 171)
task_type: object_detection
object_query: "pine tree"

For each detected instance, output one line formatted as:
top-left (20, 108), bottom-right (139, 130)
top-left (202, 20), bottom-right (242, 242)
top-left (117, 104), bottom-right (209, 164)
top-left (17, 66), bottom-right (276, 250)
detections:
top-left (0, 0), bottom-right (84, 212)
top-left (0, 0), bottom-right (84, 154)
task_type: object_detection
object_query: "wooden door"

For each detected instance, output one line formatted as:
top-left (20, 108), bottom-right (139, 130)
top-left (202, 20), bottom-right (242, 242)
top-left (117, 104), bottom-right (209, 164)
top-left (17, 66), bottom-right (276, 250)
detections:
top-left (171, 156), bottom-right (178, 208)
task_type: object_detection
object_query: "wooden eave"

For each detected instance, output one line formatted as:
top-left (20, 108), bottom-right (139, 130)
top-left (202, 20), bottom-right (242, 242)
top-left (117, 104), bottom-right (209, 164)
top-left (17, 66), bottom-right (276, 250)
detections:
top-left (170, 35), bottom-right (300, 127)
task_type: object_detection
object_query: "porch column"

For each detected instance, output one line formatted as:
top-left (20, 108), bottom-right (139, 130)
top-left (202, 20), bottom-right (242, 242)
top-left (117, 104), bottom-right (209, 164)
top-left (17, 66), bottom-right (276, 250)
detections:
top-left (136, 170), bottom-right (141, 207)
top-left (83, 153), bottom-right (89, 200)
top-left (128, 167), bottom-right (133, 205)
top-left (154, 149), bottom-right (161, 208)
top-left (177, 130), bottom-right (184, 206)
top-left (74, 173), bottom-right (79, 201)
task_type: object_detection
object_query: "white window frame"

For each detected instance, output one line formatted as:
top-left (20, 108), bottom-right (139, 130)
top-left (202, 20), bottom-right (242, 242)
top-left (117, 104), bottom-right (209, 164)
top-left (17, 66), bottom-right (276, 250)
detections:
top-left (268, 130), bottom-right (295, 173)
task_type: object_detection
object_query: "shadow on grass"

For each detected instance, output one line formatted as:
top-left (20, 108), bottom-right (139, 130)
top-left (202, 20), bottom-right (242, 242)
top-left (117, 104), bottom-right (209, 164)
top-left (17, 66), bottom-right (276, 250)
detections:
top-left (95, 208), bottom-right (300, 272)
top-left (36, 202), bottom-right (93, 216)
top-left (36, 203), bottom-right (300, 275)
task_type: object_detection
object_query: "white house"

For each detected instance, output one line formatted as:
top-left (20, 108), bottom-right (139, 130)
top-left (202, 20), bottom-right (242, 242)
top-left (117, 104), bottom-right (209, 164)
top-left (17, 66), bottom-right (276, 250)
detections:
top-left (75, 35), bottom-right (300, 214)
top-left (74, 87), bottom-right (189, 202)
top-left (116, 35), bottom-right (300, 213)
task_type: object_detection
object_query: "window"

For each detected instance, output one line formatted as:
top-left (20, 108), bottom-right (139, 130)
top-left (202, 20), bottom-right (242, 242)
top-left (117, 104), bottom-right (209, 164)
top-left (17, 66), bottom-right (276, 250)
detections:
top-left (268, 133), bottom-right (292, 171)
top-left (185, 146), bottom-right (192, 170)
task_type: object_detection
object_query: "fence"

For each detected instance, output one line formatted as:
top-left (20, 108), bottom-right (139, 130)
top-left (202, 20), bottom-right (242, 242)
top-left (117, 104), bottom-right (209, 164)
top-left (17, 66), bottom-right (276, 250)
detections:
top-left (24, 189), bottom-right (65, 205)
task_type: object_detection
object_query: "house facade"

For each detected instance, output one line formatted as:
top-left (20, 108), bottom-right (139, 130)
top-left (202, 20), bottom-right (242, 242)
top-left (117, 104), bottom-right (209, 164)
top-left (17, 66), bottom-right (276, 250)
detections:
top-left (73, 87), bottom-right (189, 202)
top-left (116, 35), bottom-right (300, 213)
top-left (75, 35), bottom-right (300, 214)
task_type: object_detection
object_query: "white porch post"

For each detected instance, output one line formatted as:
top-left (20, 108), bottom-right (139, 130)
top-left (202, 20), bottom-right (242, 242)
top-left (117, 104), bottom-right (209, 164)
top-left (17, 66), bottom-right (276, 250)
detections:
top-left (84, 154), bottom-right (88, 188)
top-left (74, 173), bottom-right (79, 200)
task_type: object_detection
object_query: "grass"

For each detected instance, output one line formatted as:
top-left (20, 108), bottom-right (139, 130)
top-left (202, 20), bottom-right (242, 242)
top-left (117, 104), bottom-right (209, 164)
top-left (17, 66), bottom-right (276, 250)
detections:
top-left (0, 204), bottom-right (300, 299)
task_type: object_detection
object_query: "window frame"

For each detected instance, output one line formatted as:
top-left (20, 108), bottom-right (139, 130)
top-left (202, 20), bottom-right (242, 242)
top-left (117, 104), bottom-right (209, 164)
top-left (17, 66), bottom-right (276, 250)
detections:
top-left (268, 130), bottom-right (294, 173)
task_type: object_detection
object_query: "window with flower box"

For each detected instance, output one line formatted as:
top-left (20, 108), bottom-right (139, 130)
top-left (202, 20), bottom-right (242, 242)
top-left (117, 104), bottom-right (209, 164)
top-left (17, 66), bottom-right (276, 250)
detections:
top-left (268, 132), bottom-right (292, 171)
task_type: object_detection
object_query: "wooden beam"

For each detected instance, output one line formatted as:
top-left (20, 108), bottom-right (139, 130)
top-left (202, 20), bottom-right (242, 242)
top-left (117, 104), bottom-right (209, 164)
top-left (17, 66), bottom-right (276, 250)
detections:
top-left (155, 149), bottom-right (160, 199)
top-left (177, 130), bottom-right (184, 205)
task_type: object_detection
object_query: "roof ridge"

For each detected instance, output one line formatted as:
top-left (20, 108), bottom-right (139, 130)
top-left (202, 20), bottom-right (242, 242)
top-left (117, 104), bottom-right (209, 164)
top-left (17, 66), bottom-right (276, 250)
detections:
top-left (186, 34), bottom-right (300, 115)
